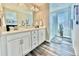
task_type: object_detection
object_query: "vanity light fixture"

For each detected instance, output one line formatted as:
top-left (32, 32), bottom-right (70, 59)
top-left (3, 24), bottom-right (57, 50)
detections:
top-left (23, 3), bottom-right (40, 12)
top-left (31, 5), bottom-right (39, 12)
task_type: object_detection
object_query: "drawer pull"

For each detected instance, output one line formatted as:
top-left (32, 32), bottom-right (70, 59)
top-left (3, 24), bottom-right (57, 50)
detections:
top-left (34, 42), bottom-right (36, 45)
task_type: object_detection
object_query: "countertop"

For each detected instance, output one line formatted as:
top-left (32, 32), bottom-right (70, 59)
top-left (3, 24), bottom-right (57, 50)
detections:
top-left (1, 26), bottom-right (46, 35)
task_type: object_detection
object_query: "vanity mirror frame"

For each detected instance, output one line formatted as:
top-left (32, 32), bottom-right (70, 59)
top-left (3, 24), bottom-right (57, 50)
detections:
top-left (3, 6), bottom-right (34, 30)
top-left (4, 8), bottom-right (17, 26)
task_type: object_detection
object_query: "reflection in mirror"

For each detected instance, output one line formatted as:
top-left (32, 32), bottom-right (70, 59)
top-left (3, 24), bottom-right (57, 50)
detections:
top-left (3, 6), bottom-right (34, 31)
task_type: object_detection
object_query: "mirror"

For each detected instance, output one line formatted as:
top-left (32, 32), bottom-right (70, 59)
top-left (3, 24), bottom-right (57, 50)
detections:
top-left (17, 9), bottom-right (33, 28)
top-left (4, 10), bottom-right (17, 25)
top-left (4, 7), bottom-right (33, 30)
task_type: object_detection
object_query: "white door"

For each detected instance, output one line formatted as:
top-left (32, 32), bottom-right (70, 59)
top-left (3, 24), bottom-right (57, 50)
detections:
top-left (72, 5), bottom-right (79, 56)
top-left (22, 32), bottom-right (31, 55)
top-left (7, 39), bottom-right (22, 56)
top-left (39, 29), bottom-right (46, 44)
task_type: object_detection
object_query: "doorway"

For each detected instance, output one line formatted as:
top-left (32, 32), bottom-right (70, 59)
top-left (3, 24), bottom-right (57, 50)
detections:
top-left (57, 7), bottom-right (71, 38)
top-left (49, 7), bottom-right (72, 43)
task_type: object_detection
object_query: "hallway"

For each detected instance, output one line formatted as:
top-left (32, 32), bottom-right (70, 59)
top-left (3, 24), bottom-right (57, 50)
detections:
top-left (27, 37), bottom-right (75, 56)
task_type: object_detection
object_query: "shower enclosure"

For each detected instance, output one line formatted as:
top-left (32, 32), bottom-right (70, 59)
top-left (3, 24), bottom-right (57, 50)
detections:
top-left (57, 7), bottom-right (71, 38)
top-left (49, 6), bottom-right (72, 42)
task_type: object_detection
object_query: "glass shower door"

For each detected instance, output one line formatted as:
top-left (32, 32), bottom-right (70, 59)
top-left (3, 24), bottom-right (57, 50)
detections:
top-left (57, 8), bottom-right (71, 38)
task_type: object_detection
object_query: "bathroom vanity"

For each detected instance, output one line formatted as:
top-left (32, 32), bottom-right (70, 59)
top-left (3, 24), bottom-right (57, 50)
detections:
top-left (0, 4), bottom-right (48, 56)
top-left (0, 27), bottom-right (46, 56)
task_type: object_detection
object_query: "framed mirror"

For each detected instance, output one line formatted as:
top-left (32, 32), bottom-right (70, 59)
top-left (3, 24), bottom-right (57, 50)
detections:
top-left (17, 9), bottom-right (33, 28)
top-left (4, 7), bottom-right (33, 29)
top-left (4, 10), bottom-right (17, 25)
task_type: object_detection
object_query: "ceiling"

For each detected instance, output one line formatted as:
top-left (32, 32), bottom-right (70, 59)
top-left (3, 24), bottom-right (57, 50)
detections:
top-left (1, 3), bottom-right (73, 13)
top-left (49, 3), bottom-right (73, 12)
top-left (2, 3), bottom-right (47, 12)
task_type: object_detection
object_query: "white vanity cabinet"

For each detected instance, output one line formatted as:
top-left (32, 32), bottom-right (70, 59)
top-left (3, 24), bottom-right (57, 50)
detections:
top-left (1, 27), bottom-right (46, 56)
top-left (38, 29), bottom-right (46, 44)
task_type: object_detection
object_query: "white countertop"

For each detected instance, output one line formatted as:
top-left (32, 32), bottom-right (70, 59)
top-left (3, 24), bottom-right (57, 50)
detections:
top-left (1, 26), bottom-right (46, 35)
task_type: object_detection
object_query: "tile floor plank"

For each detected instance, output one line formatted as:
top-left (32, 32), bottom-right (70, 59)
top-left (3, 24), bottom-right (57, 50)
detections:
top-left (27, 37), bottom-right (75, 56)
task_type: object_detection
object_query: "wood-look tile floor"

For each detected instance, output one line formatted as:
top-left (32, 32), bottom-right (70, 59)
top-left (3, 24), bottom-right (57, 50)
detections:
top-left (26, 37), bottom-right (75, 56)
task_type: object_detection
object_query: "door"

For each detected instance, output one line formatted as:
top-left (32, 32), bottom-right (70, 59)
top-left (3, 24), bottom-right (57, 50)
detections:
top-left (7, 39), bottom-right (22, 56)
top-left (57, 7), bottom-right (71, 38)
top-left (22, 32), bottom-right (31, 55)
top-left (72, 5), bottom-right (79, 56)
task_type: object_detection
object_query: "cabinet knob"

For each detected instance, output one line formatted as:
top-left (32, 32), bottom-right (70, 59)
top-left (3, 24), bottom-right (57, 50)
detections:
top-left (34, 42), bottom-right (36, 45)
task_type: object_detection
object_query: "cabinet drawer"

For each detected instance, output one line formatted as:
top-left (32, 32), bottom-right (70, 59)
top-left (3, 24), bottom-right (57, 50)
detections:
top-left (31, 30), bottom-right (38, 41)
top-left (7, 34), bottom-right (19, 41)
top-left (32, 39), bottom-right (38, 44)
top-left (31, 30), bottom-right (38, 36)
top-left (32, 35), bottom-right (38, 41)
top-left (32, 41), bottom-right (38, 49)
top-left (31, 30), bottom-right (38, 49)
top-left (7, 32), bottom-right (27, 41)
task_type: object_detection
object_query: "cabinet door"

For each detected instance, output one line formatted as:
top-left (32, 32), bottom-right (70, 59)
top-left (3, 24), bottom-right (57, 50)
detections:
top-left (7, 39), bottom-right (22, 56)
top-left (1, 36), bottom-right (7, 56)
top-left (39, 29), bottom-right (46, 44)
top-left (22, 32), bottom-right (31, 55)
